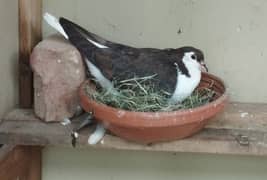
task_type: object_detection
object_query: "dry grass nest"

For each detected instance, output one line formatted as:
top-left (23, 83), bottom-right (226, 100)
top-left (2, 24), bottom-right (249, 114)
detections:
top-left (84, 75), bottom-right (216, 112)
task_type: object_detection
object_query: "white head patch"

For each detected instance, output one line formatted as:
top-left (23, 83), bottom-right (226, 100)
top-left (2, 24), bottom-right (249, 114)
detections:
top-left (182, 52), bottom-right (201, 71)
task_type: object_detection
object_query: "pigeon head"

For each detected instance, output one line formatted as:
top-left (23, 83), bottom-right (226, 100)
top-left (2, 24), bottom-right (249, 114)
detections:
top-left (177, 46), bottom-right (208, 72)
top-left (168, 47), bottom-right (207, 103)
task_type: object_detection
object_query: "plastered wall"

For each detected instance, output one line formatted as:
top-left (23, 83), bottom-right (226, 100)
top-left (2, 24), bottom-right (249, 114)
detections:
top-left (0, 1), bottom-right (18, 118)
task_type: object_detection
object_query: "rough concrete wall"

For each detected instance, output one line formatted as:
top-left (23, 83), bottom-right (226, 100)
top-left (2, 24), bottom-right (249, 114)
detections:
top-left (0, 1), bottom-right (18, 117)
top-left (44, 0), bottom-right (267, 103)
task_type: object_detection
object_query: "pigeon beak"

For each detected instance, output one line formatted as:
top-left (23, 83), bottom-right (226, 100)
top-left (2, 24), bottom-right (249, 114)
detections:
top-left (200, 61), bottom-right (208, 72)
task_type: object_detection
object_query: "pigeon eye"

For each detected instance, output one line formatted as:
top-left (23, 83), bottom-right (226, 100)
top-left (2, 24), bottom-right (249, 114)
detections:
top-left (191, 54), bottom-right (196, 60)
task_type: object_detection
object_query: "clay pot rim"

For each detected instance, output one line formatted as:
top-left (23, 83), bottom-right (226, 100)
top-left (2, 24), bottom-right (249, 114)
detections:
top-left (79, 72), bottom-right (228, 127)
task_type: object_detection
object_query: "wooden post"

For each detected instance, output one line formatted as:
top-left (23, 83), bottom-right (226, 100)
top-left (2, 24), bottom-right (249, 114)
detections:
top-left (18, 0), bottom-right (43, 179)
top-left (0, 1), bottom-right (43, 180)
top-left (0, 146), bottom-right (42, 180)
top-left (19, 0), bottom-right (42, 108)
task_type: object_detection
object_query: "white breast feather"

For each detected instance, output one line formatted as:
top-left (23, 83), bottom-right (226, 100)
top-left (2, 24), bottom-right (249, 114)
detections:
top-left (169, 53), bottom-right (201, 103)
top-left (170, 70), bottom-right (201, 103)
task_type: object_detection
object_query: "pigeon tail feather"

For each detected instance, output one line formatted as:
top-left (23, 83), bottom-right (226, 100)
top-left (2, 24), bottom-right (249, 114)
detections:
top-left (43, 13), bottom-right (68, 39)
top-left (59, 17), bottom-right (108, 49)
top-left (43, 12), bottom-right (107, 49)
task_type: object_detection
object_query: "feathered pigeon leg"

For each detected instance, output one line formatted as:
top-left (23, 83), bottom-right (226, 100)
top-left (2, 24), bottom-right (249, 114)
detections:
top-left (61, 111), bottom-right (94, 147)
top-left (71, 112), bottom-right (94, 147)
top-left (88, 123), bottom-right (106, 145)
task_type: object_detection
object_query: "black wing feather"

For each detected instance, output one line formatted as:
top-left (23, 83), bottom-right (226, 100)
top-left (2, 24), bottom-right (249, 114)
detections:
top-left (59, 17), bottom-right (178, 93)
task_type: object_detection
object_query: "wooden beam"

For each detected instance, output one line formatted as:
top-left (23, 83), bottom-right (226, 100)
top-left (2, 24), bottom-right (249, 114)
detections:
top-left (1, 103), bottom-right (267, 156)
top-left (19, 0), bottom-right (42, 108)
top-left (0, 146), bottom-right (42, 180)
top-left (0, 145), bottom-right (15, 162)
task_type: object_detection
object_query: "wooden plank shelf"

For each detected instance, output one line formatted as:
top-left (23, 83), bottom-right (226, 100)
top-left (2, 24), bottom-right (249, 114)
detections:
top-left (1, 102), bottom-right (267, 156)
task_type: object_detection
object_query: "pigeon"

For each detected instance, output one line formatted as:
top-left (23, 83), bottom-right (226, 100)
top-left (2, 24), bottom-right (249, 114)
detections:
top-left (44, 13), bottom-right (208, 103)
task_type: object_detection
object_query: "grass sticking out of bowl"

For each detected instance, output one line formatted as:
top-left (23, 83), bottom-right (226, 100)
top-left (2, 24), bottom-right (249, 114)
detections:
top-left (84, 75), bottom-right (215, 112)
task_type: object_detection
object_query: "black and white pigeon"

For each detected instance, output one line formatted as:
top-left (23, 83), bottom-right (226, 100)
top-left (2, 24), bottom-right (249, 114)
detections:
top-left (44, 13), bottom-right (208, 103)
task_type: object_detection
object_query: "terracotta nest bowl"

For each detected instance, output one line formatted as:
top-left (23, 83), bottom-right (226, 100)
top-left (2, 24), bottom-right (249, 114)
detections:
top-left (79, 73), bottom-right (228, 144)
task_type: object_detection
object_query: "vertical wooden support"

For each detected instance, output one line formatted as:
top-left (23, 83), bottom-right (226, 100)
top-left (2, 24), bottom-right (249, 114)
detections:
top-left (19, 0), bottom-right (42, 108)
top-left (0, 0), bottom-right (43, 180)
top-left (18, 0), bottom-right (43, 178)
top-left (0, 146), bottom-right (42, 180)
